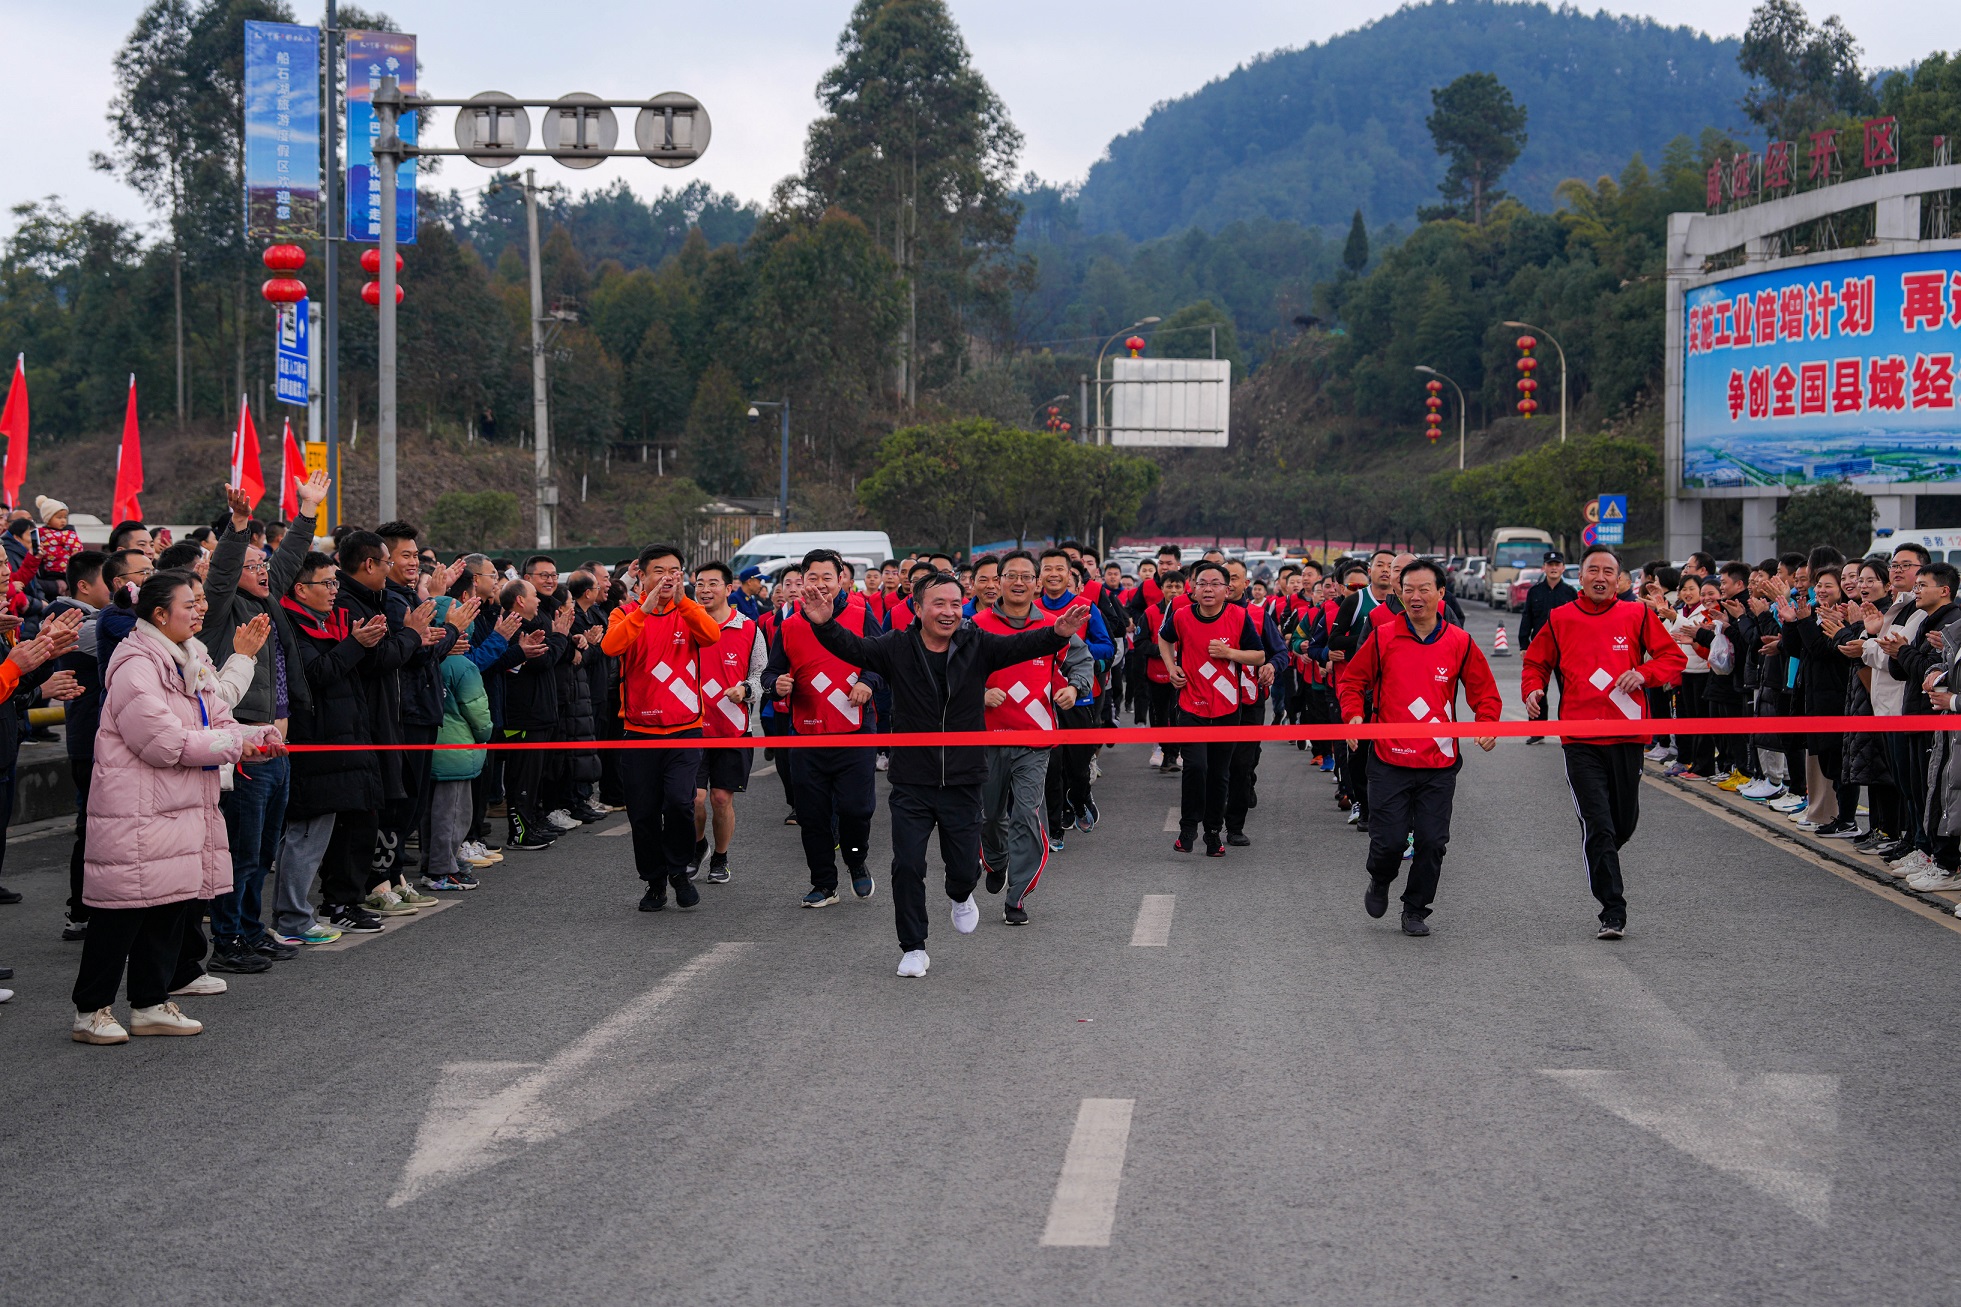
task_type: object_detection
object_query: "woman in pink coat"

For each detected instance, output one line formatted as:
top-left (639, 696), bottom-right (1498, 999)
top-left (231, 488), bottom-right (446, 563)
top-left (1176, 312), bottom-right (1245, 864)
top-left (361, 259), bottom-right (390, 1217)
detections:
top-left (70, 573), bottom-right (284, 1045)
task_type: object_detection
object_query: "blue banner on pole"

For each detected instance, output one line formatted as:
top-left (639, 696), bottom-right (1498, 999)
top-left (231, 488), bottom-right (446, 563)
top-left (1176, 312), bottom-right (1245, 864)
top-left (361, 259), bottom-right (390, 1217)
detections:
top-left (243, 21), bottom-right (321, 239)
top-left (276, 298), bottom-right (310, 406)
top-left (344, 30), bottom-right (417, 245)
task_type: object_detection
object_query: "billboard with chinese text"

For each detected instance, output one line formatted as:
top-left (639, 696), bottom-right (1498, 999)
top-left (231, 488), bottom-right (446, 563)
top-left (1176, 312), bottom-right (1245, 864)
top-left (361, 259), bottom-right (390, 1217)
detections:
top-left (243, 21), bottom-right (320, 239)
top-left (1682, 249), bottom-right (1961, 489)
top-left (344, 30), bottom-right (417, 245)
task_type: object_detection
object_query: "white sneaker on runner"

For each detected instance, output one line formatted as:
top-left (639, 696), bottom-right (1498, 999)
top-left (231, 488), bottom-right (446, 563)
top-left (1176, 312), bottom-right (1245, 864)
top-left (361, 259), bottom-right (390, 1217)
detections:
top-left (896, 949), bottom-right (930, 978)
top-left (951, 895), bottom-right (979, 934)
top-left (546, 809), bottom-right (579, 832)
top-left (1149, 747), bottom-right (1164, 768)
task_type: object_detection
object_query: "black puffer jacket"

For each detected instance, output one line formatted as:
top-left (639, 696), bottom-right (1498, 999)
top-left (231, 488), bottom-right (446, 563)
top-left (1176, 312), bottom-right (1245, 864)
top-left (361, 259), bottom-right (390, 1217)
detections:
top-left (1839, 663), bottom-right (1891, 787)
top-left (807, 611), bottom-right (1069, 786)
top-left (336, 571), bottom-right (422, 801)
top-left (284, 598), bottom-right (385, 817)
top-left (386, 578), bottom-right (457, 727)
top-left (500, 601), bottom-right (568, 731)
top-left (556, 605), bottom-right (601, 783)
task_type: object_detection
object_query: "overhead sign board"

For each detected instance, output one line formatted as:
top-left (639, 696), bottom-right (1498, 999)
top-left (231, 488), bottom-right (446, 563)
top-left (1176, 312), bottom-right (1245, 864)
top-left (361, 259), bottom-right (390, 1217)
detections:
top-left (1682, 249), bottom-right (1961, 490)
top-left (1596, 493), bottom-right (1626, 545)
top-left (1108, 358), bottom-right (1230, 448)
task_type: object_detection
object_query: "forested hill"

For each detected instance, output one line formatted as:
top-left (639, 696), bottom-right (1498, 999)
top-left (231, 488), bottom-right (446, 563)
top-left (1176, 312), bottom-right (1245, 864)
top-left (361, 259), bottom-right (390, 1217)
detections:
top-left (1076, 0), bottom-right (1750, 240)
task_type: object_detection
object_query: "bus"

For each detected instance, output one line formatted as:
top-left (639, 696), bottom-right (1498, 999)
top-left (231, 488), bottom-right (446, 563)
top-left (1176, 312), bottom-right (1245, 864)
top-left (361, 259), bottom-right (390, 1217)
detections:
top-left (1484, 527), bottom-right (1556, 604)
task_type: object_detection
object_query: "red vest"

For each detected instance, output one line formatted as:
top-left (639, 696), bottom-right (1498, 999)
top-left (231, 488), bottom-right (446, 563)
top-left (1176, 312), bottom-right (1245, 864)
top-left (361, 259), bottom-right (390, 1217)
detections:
top-left (617, 606), bottom-right (713, 730)
top-left (1239, 599), bottom-right (1271, 699)
top-left (1170, 602), bottom-right (1248, 718)
top-left (778, 597), bottom-right (872, 734)
top-left (972, 605), bottom-right (1062, 732)
top-left (700, 611), bottom-right (761, 738)
top-left (1359, 620), bottom-right (1478, 769)
top-left (1145, 602), bottom-right (1172, 683)
top-left (888, 598), bottom-right (916, 632)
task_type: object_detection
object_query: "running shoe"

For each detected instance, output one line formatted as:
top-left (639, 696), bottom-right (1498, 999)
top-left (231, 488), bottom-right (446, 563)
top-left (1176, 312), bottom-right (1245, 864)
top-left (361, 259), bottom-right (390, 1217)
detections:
top-left (1048, 833), bottom-right (1065, 854)
top-left (325, 904), bottom-right (383, 934)
top-left (568, 804), bottom-right (610, 825)
top-left (801, 888), bottom-right (838, 908)
top-left (252, 936), bottom-right (300, 961)
top-left (545, 809), bottom-right (580, 832)
top-left (1089, 757), bottom-right (1102, 784)
top-left (1160, 758), bottom-right (1181, 773)
top-left (1149, 747), bottom-right (1164, 768)
top-left (1075, 799), bottom-right (1099, 833)
top-left (1345, 807), bottom-right (1360, 826)
top-left (671, 872), bottom-right (701, 910)
top-left (396, 881), bottom-right (438, 907)
top-left (275, 924), bottom-right (342, 946)
top-left (1364, 879), bottom-right (1389, 919)
top-left (983, 857), bottom-right (1006, 896)
top-left (1852, 828), bottom-right (1891, 853)
top-left (1004, 905), bottom-right (1029, 926)
top-left (638, 886), bottom-right (666, 912)
top-left (1226, 830), bottom-right (1251, 847)
top-left (1172, 833), bottom-right (1196, 853)
top-left (1907, 864), bottom-right (1961, 891)
top-left (896, 949), bottom-right (929, 978)
top-left (1736, 778), bottom-right (1777, 799)
top-left (507, 832), bottom-right (556, 852)
top-left (1204, 832), bottom-right (1225, 858)
top-left (451, 870), bottom-right (479, 889)
top-left (875, 754), bottom-right (890, 773)
top-left (1596, 922), bottom-right (1625, 940)
top-left (1402, 834), bottom-right (1415, 861)
top-left (1815, 818), bottom-right (1861, 839)
top-left (208, 945), bottom-right (271, 975)
top-left (707, 857), bottom-right (731, 885)
top-left (851, 868), bottom-right (875, 899)
top-left (1320, 756), bottom-right (1335, 772)
top-left (1661, 763), bottom-right (1691, 778)
top-left (1643, 745), bottom-right (1671, 762)
top-left (420, 874), bottom-right (468, 892)
top-left (61, 915), bottom-right (88, 942)
top-left (1717, 769), bottom-right (1750, 791)
top-left (1401, 911), bottom-right (1431, 937)
top-left (362, 890), bottom-right (417, 917)
top-left (951, 895), bottom-right (979, 934)
top-left (1769, 792), bottom-right (1806, 812)
top-left (1337, 793), bottom-right (1353, 811)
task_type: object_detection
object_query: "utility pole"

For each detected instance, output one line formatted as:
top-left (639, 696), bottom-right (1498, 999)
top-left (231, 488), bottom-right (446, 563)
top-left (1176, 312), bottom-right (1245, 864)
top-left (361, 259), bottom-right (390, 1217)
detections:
top-left (322, 2), bottom-right (339, 530)
top-left (524, 168), bottom-right (555, 548)
top-left (374, 75), bottom-right (402, 522)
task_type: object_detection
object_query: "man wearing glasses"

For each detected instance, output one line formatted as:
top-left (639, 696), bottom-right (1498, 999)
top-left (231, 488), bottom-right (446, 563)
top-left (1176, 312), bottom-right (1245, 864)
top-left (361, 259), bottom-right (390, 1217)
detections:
top-left (201, 471), bottom-right (331, 971)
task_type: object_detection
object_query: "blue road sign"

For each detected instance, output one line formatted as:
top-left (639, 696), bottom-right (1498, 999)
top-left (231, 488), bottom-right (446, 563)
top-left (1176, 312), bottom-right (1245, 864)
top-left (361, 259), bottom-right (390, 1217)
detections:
top-left (1597, 493), bottom-right (1627, 545)
top-left (276, 298), bottom-right (309, 406)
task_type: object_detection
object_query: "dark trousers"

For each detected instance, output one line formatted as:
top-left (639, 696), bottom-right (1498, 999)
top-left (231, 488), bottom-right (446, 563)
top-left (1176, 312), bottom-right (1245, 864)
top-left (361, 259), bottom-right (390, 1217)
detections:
top-left (1175, 708), bottom-right (1235, 836)
top-left (383, 723), bottom-right (437, 872)
top-left (762, 713), bottom-right (796, 805)
top-left (1226, 702), bottom-right (1263, 833)
top-left (174, 900), bottom-right (211, 986)
top-left (502, 725), bottom-right (555, 842)
top-left (72, 899), bottom-right (191, 1012)
top-left (1562, 741), bottom-right (1643, 927)
top-left (889, 781), bottom-right (983, 953)
top-left (1364, 756), bottom-right (1457, 918)
top-left (1342, 741), bottom-right (1374, 817)
top-left (67, 758), bottom-right (91, 923)
top-left (1678, 673), bottom-right (1712, 775)
top-left (792, 743), bottom-right (877, 891)
top-left (1301, 682), bottom-right (1334, 754)
top-left (469, 770), bottom-right (492, 843)
top-left (322, 810), bottom-right (380, 906)
top-left (1891, 731), bottom-right (1933, 850)
top-left (1147, 681), bottom-right (1180, 764)
top-left (213, 752), bottom-right (289, 947)
top-left (616, 733), bottom-right (704, 887)
top-left (1044, 703), bottom-right (1094, 829)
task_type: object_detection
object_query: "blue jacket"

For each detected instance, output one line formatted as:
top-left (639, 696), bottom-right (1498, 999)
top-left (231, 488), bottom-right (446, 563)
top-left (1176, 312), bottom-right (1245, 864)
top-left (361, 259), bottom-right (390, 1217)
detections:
top-left (1040, 591), bottom-right (1112, 702)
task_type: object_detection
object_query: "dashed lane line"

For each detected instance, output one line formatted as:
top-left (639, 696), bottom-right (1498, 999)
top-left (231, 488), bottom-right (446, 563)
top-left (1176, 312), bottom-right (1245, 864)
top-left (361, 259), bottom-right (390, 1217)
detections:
top-left (1040, 1098), bottom-right (1136, 1248)
top-left (1130, 895), bottom-right (1175, 946)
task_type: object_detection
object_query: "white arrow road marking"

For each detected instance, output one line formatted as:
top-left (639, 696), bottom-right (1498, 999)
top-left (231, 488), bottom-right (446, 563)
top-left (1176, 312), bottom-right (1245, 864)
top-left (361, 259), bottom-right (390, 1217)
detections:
top-left (1130, 895), bottom-right (1175, 946)
top-left (1539, 950), bottom-right (1838, 1225)
top-left (388, 942), bottom-right (750, 1208)
top-left (1041, 1098), bottom-right (1136, 1247)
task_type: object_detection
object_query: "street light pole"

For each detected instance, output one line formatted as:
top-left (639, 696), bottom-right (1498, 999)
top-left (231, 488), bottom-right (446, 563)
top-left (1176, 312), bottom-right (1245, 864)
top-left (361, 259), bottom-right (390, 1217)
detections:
top-left (1031, 392), bottom-right (1069, 430)
top-left (1415, 365), bottom-right (1466, 471)
top-left (748, 399), bottom-right (790, 529)
top-left (523, 169), bottom-right (555, 547)
top-left (1092, 316), bottom-right (1162, 446)
top-left (1503, 319), bottom-right (1567, 444)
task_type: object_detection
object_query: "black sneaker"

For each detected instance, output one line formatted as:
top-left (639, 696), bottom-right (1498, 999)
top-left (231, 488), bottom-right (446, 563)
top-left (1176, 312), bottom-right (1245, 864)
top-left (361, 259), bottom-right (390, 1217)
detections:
top-left (983, 859), bottom-right (1006, 896)
top-left (61, 916), bottom-right (88, 942)
top-left (1364, 879), bottom-right (1390, 919)
top-left (1004, 904), bottom-right (1030, 926)
top-left (569, 804), bottom-right (610, 824)
top-left (1173, 831), bottom-right (1196, 853)
top-left (1355, 819), bottom-right (1369, 836)
top-left (507, 832), bottom-right (556, 852)
top-left (253, 937), bottom-right (300, 961)
top-left (209, 945), bottom-right (273, 974)
top-left (1853, 828), bottom-right (1891, 853)
top-left (850, 866), bottom-right (875, 899)
top-left (706, 856), bottom-right (730, 885)
top-left (326, 904), bottom-right (384, 934)
top-left (1075, 799), bottom-right (1099, 833)
top-left (1226, 830), bottom-right (1251, 847)
top-left (1814, 818), bottom-right (1860, 839)
top-left (0, 884), bottom-right (20, 905)
top-left (1877, 839), bottom-right (1915, 862)
top-left (639, 886), bottom-right (667, 912)
top-left (670, 871), bottom-right (701, 910)
top-left (1596, 922), bottom-right (1626, 940)
top-left (1204, 832), bottom-right (1225, 858)
top-left (1401, 911), bottom-right (1431, 937)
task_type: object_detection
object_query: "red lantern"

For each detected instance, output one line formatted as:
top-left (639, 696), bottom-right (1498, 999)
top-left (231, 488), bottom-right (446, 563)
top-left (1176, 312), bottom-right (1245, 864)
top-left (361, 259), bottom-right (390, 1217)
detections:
top-left (1518, 377), bottom-right (1538, 394)
top-left (262, 244), bottom-right (306, 272)
top-left (361, 248), bottom-right (405, 276)
top-left (1125, 335), bottom-right (1146, 356)
top-left (1426, 397), bottom-right (1443, 411)
top-left (1516, 398), bottom-right (1539, 415)
top-left (1515, 335), bottom-right (1537, 352)
top-left (1517, 355), bottom-right (1537, 374)
top-left (1425, 379), bottom-right (1443, 393)
top-left (261, 277), bottom-right (307, 304)
top-left (362, 281), bottom-right (404, 307)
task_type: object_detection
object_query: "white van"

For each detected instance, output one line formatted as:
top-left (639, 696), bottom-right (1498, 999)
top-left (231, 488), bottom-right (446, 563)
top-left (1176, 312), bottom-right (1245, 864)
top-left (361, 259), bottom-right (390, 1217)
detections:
top-left (731, 530), bottom-right (895, 575)
top-left (1868, 527), bottom-right (1961, 563)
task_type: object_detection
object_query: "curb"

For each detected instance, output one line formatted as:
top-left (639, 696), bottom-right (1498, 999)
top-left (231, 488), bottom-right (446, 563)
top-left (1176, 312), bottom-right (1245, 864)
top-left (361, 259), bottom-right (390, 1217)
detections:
top-left (1649, 767), bottom-right (1960, 915)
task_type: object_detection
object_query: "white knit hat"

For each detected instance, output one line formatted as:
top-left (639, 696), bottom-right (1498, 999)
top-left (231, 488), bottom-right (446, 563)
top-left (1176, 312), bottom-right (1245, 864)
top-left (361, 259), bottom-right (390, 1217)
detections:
top-left (34, 496), bottom-right (66, 521)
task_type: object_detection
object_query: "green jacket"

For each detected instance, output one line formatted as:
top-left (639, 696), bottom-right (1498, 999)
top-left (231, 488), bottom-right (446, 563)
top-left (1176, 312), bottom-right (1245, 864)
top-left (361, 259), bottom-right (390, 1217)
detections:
top-left (432, 653), bottom-right (493, 781)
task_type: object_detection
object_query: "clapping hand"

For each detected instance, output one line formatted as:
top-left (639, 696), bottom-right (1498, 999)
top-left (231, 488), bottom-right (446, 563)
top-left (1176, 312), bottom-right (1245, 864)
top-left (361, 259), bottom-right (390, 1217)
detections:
top-left (232, 613), bottom-right (271, 659)
top-left (41, 669), bottom-right (82, 701)
top-left (551, 603), bottom-right (574, 636)
top-left (519, 629), bottom-right (548, 659)
top-left (225, 482), bottom-right (257, 527)
top-left (351, 614), bottom-right (389, 648)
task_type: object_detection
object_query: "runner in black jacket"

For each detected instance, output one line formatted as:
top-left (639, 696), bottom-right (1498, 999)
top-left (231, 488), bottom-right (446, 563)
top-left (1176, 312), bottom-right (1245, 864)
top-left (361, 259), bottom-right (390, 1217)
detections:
top-left (801, 572), bottom-right (1090, 978)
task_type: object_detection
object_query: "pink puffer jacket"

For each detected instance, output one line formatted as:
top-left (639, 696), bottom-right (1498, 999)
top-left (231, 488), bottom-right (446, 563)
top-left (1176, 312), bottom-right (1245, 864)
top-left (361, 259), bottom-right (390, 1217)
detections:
top-left (84, 623), bottom-right (282, 910)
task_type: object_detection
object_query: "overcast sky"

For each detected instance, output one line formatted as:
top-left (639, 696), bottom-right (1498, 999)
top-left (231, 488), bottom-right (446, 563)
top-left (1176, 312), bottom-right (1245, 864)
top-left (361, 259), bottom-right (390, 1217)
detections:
top-left (1, 0), bottom-right (1936, 237)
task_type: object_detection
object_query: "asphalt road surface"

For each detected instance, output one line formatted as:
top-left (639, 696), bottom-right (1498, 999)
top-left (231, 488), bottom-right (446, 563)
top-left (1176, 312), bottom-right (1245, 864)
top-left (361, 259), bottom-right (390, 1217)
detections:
top-left (4, 617), bottom-right (1960, 1306)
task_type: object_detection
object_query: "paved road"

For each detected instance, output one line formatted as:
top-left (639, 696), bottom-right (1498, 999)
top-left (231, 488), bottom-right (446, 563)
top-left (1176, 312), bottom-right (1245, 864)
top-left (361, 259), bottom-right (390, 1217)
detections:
top-left (4, 612), bottom-right (1959, 1305)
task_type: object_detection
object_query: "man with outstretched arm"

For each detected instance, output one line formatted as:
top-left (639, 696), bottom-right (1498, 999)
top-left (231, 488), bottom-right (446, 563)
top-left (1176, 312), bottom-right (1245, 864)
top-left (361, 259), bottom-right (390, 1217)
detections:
top-left (1339, 558), bottom-right (1502, 937)
top-left (1521, 545), bottom-right (1687, 939)
top-left (800, 569), bottom-right (1091, 978)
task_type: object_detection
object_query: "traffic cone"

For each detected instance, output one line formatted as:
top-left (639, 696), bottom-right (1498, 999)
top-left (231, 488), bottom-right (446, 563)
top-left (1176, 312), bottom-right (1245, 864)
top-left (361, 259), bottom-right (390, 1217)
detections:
top-left (1493, 623), bottom-right (1511, 657)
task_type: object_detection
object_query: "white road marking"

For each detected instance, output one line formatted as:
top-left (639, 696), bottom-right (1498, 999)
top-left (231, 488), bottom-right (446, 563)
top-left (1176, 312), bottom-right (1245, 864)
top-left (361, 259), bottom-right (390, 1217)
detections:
top-left (311, 898), bottom-right (459, 951)
top-left (1162, 806), bottom-right (1179, 833)
top-left (751, 762), bottom-right (776, 778)
top-left (1040, 1098), bottom-right (1136, 1247)
top-left (596, 820), bottom-right (634, 837)
top-left (389, 941), bottom-right (750, 1207)
top-left (1130, 895), bottom-right (1175, 946)
top-left (1539, 949), bottom-right (1837, 1225)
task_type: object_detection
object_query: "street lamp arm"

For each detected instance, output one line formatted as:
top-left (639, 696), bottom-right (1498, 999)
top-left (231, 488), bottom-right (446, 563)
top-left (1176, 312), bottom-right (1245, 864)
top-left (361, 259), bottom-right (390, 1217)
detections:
top-left (1502, 319), bottom-right (1568, 445)
top-left (1092, 316), bottom-right (1163, 446)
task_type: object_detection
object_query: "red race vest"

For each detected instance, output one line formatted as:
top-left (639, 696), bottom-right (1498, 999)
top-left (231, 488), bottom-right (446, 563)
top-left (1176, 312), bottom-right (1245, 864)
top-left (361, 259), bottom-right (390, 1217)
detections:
top-left (778, 597), bottom-right (872, 734)
top-left (1363, 620), bottom-right (1478, 769)
top-left (888, 598), bottom-right (916, 632)
top-left (699, 611), bottom-right (761, 738)
top-left (1238, 599), bottom-right (1270, 699)
top-left (617, 607), bottom-right (711, 730)
top-left (1170, 602), bottom-right (1248, 718)
top-left (971, 605), bottom-right (1062, 732)
top-left (1145, 602), bottom-right (1172, 683)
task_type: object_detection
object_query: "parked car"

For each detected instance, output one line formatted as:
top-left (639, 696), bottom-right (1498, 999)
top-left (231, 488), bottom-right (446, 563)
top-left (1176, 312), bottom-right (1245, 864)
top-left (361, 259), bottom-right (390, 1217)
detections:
top-left (1457, 557), bottom-right (1489, 603)
top-left (1504, 568), bottom-right (1544, 612)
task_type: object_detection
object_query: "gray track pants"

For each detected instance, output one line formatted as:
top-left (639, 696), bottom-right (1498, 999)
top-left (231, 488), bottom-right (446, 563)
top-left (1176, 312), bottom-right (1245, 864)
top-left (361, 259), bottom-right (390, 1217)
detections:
top-left (982, 746), bottom-right (1050, 908)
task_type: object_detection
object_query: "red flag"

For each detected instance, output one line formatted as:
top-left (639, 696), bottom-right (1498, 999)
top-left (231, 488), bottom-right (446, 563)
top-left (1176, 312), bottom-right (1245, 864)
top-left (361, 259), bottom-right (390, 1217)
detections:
top-left (112, 375), bottom-right (143, 523)
top-left (231, 394), bottom-right (266, 509)
top-left (280, 418), bottom-right (304, 519)
top-left (0, 355), bottom-right (27, 511)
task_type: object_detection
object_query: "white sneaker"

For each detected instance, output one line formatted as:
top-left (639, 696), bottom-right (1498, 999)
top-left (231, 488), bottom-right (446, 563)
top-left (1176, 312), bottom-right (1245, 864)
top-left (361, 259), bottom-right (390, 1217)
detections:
top-left (1149, 747), bottom-right (1164, 768)
top-left (875, 754), bottom-right (890, 772)
top-left (1345, 808), bottom-right (1361, 825)
top-left (951, 895), bottom-right (979, 934)
top-left (71, 1007), bottom-right (128, 1044)
top-left (129, 1001), bottom-right (203, 1036)
top-left (1894, 851), bottom-right (1935, 878)
top-left (1736, 779), bottom-right (1775, 799)
top-left (460, 841), bottom-right (485, 860)
top-left (0, 987), bottom-right (11, 1003)
top-left (1907, 864), bottom-right (1961, 891)
top-left (169, 973), bottom-right (227, 997)
top-left (1643, 745), bottom-right (1670, 762)
top-left (1769, 792), bottom-right (1805, 811)
top-left (896, 949), bottom-right (930, 978)
top-left (546, 809), bottom-right (579, 832)
top-left (1089, 757), bottom-right (1102, 783)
